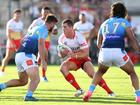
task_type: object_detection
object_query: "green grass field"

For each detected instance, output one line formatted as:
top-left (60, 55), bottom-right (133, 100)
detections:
top-left (0, 65), bottom-right (140, 105)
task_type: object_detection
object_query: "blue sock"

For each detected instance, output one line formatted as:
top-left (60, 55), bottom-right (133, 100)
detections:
top-left (0, 83), bottom-right (7, 90)
top-left (26, 91), bottom-right (33, 97)
top-left (135, 90), bottom-right (140, 97)
top-left (88, 84), bottom-right (96, 92)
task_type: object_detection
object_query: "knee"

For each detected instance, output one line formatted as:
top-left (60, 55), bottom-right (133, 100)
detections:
top-left (60, 63), bottom-right (68, 73)
top-left (20, 79), bottom-right (28, 86)
top-left (128, 71), bottom-right (137, 77)
top-left (33, 77), bottom-right (40, 85)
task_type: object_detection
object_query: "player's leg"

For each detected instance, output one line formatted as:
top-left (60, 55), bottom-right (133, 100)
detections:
top-left (83, 61), bottom-right (114, 95)
top-left (0, 71), bottom-right (28, 91)
top-left (0, 48), bottom-right (15, 74)
top-left (41, 41), bottom-right (50, 82)
top-left (60, 60), bottom-right (84, 97)
top-left (83, 63), bottom-right (109, 101)
top-left (120, 60), bottom-right (140, 103)
top-left (24, 66), bottom-right (40, 101)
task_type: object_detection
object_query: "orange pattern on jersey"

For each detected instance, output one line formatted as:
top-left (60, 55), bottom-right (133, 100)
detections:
top-left (11, 32), bottom-right (21, 40)
top-left (46, 32), bottom-right (51, 42)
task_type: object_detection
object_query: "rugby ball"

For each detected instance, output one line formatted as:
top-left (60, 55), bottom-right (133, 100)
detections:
top-left (57, 44), bottom-right (72, 57)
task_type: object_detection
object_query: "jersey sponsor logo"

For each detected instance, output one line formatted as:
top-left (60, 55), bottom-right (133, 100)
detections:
top-left (121, 22), bottom-right (126, 28)
top-left (26, 59), bottom-right (33, 66)
top-left (80, 42), bottom-right (87, 46)
top-left (123, 55), bottom-right (128, 61)
top-left (36, 31), bottom-right (40, 35)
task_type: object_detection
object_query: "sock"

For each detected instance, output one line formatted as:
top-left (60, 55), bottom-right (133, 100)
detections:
top-left (65, 73), bottom-right (81, 90)
top-left (42, 67), bottom-right (46, 77)
top-left (135, 90), bottom-right (140, 97)
top-left (98, 78), bottom-right (113, 94)
top-left (0, 83), bottom-right (7, 90)
top-left (26, 91), bottom-right (33, 97)
top-left (87, 84), bottom-right (96, 96)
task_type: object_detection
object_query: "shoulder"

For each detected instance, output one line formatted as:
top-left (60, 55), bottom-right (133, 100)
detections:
top-left (74, 22), bottom-right (80, 27)
top-left (59, 33), bottom-right (65, 39)
top-left (75, 31), bottom-right (84, 39)
top-left (7, 19), bottom-right (14, 24)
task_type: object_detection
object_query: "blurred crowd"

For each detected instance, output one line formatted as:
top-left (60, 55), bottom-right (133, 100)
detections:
top-left (0, 0), bottom-right (140, 65)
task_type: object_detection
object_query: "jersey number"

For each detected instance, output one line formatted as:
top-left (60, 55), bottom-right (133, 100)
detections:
top-left (104, 22), bottom-right (119, 34)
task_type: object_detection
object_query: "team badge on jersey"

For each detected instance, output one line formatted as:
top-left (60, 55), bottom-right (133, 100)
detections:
top-left (123, 55), bottom-right (128, 61)
top-left (26, 59), bottom-right (33, 66)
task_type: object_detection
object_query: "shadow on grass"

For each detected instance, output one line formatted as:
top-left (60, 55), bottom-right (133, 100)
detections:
top-left (0, 95), bottom-right (138, 104)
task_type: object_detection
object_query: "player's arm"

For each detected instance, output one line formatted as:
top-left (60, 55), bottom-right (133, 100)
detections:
top-left (88, 27), bottom-right (97, 40)
top-left (38, 29), bottom-right (48, 70)
top-left (20, 23), bottom-right (24, 39)
top-left (38, 37), bottom-right (47, 69)
top-left (7, 29), bottom-right (14, 40)
top-left (97, 34), bottom-right (103, 49)
top-left (126, 27), bottom-right (140, 52)
top-left (97, 27), bottom-right (103, 49)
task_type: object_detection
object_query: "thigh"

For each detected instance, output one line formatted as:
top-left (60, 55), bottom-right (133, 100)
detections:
top-left (18, 71), bottom-right (28, 82)
top-left (113, 49), bottom-right (129, 67)
top-left (120, 60), bottom-right (135, 75)
top-left (15, 53), bottom-right (38, 72)
top-left (5, 48), bottom-right (15, 58)
top-left (98, 49), bottom-right (112, 67)
top-left (83, 61), bottom-right (95, 78)
top-left (26, 67), bottom-right (39, 80)
top-left (61, 60), bottom-right (78, 71)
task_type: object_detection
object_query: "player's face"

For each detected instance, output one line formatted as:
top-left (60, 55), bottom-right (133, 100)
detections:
top-left (42, 9), bottom-right (51, 17)
top-left (62, 23), bottom-right (72, 35)
top-left (79, 14), bottom-right (86, 22)
top-left (13, 12), bottom-right (21, 20)
top-left (48, 22), bottom-right (56, 31)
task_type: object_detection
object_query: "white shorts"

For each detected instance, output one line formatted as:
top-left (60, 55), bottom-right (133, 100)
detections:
top-left (15, 52), bottom-right (38, 72)
top-left (98, 48), bottom-right (130, 67)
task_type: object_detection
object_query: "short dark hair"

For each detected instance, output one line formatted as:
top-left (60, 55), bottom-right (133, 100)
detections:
top-left (62, 19), bottom-right (73, 27)
top-left (42, 6), bottom-right (52, 12)
top-left (13, 9), bottom-right (22, 14)
top-left (45, 14), bottom-right (58, 23)
top-left (110, 2), bottom-right (127, 18)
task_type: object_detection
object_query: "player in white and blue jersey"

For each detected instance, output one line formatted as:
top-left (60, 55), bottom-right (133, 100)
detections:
top-left (0, 14), bottom-right (58, 101)
top-left (83, 2), bottom-right (140, 103)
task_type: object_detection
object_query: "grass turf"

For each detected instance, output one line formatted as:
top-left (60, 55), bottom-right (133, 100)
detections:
top-left (0, 65), bottom-right (140, 105)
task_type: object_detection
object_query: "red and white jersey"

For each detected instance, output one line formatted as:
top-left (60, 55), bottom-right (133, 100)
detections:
top-left (28, 17), bottom-right (44, 32)
top-left (58, 31), bottom-right (88, 52)
top-left (6, 19), bottom-right (24, 40)
top-left (73, 21), bottom-right (94, 38)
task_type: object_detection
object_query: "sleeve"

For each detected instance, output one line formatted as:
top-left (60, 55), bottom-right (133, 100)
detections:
top-left (73, 22), bottom-right (78, 30)
top-left (20, 22), bottom-right (24, 32)
top-left (88, 22), bottom-right (95, 30)
top-left (6, 21), bottom-right (12, 36)
top-left (36, 27), bottom-right (48, 40)
top-left (125, 20), bottom-right (131, 28)
top-left (7, 21), bottom-right (13, 30)
top-left (77, 32), bottom-right (88, 49)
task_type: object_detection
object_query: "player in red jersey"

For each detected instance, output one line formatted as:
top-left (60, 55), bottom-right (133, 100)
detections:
top-left (0, 9), bottom-right (24, 76)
